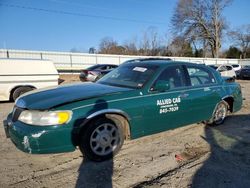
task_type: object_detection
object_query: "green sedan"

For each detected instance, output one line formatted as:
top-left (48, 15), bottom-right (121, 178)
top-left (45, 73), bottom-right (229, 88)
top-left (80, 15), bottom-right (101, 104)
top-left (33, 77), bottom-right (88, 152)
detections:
top-left (3, 58), bottom-right (242, 161)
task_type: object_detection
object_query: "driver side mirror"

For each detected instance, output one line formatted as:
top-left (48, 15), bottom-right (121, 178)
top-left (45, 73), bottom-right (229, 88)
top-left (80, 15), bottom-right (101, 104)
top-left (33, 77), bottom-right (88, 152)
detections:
top-left (153, 80), bottom-right (170, 92)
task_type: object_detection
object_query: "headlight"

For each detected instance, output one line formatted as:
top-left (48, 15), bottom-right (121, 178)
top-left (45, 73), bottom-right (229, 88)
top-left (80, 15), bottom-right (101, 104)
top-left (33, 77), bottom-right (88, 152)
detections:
top-left (18, 110), bottom-right (72, 126)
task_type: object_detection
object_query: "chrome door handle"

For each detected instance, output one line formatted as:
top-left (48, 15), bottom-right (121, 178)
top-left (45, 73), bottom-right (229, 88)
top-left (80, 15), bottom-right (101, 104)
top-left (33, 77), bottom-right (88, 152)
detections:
top-left (212, 88), bottom-right (220, 92)
top-left (204, 87), bottom-right (211, 91)
top-left (179, 93), bottom-right (189, 98)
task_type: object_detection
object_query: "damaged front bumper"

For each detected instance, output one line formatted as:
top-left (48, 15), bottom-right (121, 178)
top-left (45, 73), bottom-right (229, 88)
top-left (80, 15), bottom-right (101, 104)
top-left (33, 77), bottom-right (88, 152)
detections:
top-left (3, 114), bottom-right (76, 154)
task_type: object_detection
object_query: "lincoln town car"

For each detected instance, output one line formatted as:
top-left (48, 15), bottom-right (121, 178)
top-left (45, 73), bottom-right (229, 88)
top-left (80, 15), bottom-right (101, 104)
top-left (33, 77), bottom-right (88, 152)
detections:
top-left (3, 58), bottom-right (242, 161)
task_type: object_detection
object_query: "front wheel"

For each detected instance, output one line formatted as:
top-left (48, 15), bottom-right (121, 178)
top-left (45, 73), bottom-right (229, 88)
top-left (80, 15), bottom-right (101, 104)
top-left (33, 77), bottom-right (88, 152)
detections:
top-left (79, 117), bottom-right (124, 162)
top-left (206, 101), bottom-right (228, 126)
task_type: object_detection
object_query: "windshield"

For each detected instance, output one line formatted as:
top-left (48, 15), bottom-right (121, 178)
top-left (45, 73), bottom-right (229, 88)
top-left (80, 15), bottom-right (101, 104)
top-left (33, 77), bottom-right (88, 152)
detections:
top-left (97, 64), bottom-right (158, 89)
top-left (243, 65), bottom-right (250, 69)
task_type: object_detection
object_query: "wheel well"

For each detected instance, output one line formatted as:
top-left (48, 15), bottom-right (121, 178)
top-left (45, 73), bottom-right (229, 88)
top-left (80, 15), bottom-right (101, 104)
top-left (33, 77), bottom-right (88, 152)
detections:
top-left (77, 113), bottom-right (131, 145)
top-left (223, 97), bottom-right (234, 112)
top-left (105, 113), bottom-right (131, 140)
top-left (10, 85), bottom-right (36, 100)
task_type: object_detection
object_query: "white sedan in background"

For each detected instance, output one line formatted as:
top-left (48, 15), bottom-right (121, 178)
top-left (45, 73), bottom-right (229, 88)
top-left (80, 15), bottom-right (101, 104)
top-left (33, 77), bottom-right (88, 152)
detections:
top-left (209, 64), bottom-right (236, 78)
top-left (231, 64), bottom-right (242, 77)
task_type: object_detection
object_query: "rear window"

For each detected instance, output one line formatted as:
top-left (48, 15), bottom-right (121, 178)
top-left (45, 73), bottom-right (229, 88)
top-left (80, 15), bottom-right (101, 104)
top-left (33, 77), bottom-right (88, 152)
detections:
top-left (232, 64), bottom-right (239, 68)
top-left (87, 65), bottom-right (103, 70)
top-left (243, 65), bottom-right (250, 69)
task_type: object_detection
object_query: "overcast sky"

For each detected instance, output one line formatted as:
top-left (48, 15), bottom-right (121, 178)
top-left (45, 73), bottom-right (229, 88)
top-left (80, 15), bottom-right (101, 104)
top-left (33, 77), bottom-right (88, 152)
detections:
top-left (0, 0), bottom-right (249, 52)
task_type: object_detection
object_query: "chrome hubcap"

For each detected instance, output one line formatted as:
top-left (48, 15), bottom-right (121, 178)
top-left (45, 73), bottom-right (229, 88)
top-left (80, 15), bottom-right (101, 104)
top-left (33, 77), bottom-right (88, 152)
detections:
top-left (90, 123), bottom-right (119, 156)
top-left (214, 103), bottom-right (227, 123)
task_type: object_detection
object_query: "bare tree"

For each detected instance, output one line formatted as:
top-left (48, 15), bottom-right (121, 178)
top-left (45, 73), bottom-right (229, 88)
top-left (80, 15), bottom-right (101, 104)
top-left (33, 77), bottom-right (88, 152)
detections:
top-left (229, 25), bottom-right (250, 59)
top-left (172, 0), bottom-right (231, 58)
top-left (123, 37), bottom-right (139, 55)
top-left (168, 36), bottom-right (194, 57)
top-left (98, 37), bottom-right (126, 54)
top-left (97, 28), bottom-right (167, 56)
top-left (124, 43), bottom-right (138, 55)
top-left (140, 31), bottom-right (150, 55)
top-left (139, 27), bottom-right (162, 56)
top-left (99, 37), bottom-right (117, 54)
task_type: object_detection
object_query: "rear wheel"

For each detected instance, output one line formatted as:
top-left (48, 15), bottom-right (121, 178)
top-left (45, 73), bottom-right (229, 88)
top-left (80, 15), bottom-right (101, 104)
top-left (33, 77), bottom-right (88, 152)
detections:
top-left (79, 117), bottom-right (124, 162)
top-left (207, 101), bottom-right (228, 126)
top-left (12, 86), bottom-right (34, 101)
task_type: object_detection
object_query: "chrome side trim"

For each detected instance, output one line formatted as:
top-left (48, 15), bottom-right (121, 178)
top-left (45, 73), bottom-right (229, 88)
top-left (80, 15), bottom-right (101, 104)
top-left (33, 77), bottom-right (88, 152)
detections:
top-left (73, 85), bottom-right (222, 111)
top-left (86, 109), bottom-right (131, 120)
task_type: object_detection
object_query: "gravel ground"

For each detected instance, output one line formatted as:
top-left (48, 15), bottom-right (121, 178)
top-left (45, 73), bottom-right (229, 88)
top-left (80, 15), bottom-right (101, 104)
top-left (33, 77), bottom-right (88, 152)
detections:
top-left (0, 78), bottom-right (249, 188)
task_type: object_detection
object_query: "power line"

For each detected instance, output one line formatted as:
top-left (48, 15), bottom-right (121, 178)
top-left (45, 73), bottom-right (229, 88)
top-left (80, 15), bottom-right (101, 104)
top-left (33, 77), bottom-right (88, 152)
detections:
top-left (0, 3), bottom-right (166, 25)
top-left (48, 0), bottom-right (113, 12)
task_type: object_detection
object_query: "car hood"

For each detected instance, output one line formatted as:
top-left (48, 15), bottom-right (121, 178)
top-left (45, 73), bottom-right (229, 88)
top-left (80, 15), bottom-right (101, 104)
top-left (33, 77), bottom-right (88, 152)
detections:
top-left (16, 82), bottom-right (133, 110)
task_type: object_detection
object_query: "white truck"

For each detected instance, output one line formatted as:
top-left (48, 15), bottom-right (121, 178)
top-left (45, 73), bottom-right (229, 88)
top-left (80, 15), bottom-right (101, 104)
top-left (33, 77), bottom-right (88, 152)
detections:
top-left (0, 58), bottom-right (59, 101)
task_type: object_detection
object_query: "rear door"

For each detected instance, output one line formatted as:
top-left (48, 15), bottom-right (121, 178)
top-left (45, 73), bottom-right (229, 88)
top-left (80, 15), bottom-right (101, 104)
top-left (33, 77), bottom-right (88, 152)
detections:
top-left (183, 65), bottom-right (222, 122)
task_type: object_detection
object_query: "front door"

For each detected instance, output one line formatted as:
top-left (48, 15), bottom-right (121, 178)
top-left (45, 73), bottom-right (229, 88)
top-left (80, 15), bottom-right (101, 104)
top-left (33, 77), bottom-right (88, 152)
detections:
top-left (142, 65), bottom-right (192, 136)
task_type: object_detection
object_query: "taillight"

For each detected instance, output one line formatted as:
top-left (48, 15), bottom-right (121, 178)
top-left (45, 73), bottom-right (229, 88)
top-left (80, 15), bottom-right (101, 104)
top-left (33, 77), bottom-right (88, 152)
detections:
top-left (81, 70), bottom-right (88, 74)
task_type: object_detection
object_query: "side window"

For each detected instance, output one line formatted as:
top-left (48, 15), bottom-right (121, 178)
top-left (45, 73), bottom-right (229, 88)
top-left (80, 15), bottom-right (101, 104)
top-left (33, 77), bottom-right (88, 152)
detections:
top-left (218, 66), bottom-right (227, 72)
top-left (187, 66), bottom-right (216, 86)
top-left (226, 66), bottom-right (233, 71)
top-left (100, 66), bottom-right (107, 70)
top-left (152, 66), bottom-right (185, 91)
top-left (106, 65), bottom-right (112, 70)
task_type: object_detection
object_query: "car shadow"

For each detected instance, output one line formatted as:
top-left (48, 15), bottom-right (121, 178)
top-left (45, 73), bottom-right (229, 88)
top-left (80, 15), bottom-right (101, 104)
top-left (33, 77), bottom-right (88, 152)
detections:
top-left (75, 157), bottom-right (113, 188)
top-left (74, 99), bottom-right (114, 188)
top-left (191, 114), bottom-right (250, 187)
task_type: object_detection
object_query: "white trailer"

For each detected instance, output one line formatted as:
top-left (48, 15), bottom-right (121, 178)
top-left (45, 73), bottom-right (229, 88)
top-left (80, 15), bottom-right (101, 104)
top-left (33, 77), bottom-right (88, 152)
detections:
top-left (0, 58), bottom-right (59, 101)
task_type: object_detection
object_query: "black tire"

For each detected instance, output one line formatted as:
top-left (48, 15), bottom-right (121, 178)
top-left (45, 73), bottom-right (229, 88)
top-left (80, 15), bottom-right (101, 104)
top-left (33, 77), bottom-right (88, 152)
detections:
top-left (79, 76), bottom-right (86, 82)
top-left (206, 101), bottom-right (228, 126)
top-left (12, 87), bottom-right (34, 101)
top-left (79, 117), bottom-right (124, 162)
top-left (79, 73), bottom-right (87, 82)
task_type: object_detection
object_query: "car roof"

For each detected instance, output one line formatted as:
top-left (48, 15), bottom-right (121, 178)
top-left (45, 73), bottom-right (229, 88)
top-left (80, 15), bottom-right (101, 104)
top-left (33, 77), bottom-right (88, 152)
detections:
top-left (125, 58), bottom-right (171, 64)
top-left (124, 58), bottom-right (201, 67)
